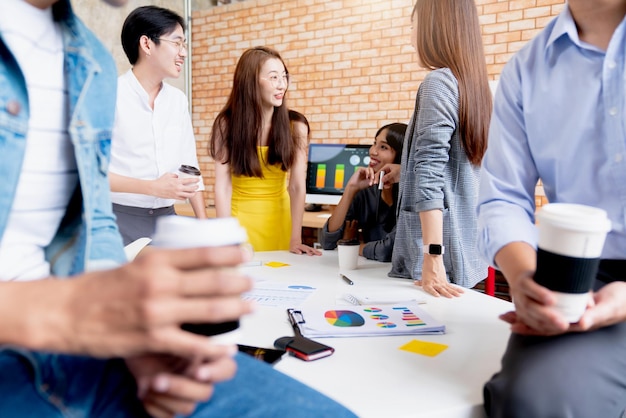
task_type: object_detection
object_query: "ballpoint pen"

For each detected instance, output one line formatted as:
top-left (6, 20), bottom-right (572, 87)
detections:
top-left (375, 170), bottom-right (384, 220)
top-left (287, 308), bottom-right (305, 337)
top-left (340, 273), bottom-right (354, 285)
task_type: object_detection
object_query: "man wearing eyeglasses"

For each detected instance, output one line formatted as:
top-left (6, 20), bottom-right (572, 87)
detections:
top-left (0, 1), bottom-right (358, 417)
top-left (108, 5), bottom-right (208, 245)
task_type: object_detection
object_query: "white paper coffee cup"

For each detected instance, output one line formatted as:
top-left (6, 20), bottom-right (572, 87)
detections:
top-left (177, 164), bottom-right (202, 191)
top-left (152, 216), bottom-right (248, 343)
top-left (534, 203), bottom-right (611, 322)
top-left (337, 239), bottom-right (359, 271)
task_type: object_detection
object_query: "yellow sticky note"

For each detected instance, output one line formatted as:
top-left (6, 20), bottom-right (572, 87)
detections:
top-left (399, 339), bottom-right (448, 357)
top-left (264, 261), bottom-right (290, 268)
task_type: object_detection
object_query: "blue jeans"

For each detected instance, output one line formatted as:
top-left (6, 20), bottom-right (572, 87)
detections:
top-left (0, 349), bottom-right (357, 418)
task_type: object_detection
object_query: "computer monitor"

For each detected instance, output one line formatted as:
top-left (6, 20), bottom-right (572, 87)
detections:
top-left (305, 143), bottom-right (371, 206)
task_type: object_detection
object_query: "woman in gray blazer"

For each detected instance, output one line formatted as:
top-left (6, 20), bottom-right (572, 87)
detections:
top-left (389, 0), bottom-right (492, 297)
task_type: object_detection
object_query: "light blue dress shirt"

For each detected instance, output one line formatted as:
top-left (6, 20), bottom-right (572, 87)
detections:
top-left (478, 6), bottom-right (626, 264)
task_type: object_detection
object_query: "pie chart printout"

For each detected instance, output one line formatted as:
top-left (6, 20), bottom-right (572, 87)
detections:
top-left (324, 310), bottom-right (365, 327)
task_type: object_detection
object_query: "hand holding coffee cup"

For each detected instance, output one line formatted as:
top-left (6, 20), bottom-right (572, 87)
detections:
top-left (533, 203), bottom-right (611, 323)
top-left (152, 215), bottom-right (249, 343)
top-left (177, 164), bottom-right (202, 191)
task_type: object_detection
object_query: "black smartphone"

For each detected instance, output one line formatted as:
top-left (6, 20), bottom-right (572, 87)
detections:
top-left (284, 337), bottom-right (335, 362)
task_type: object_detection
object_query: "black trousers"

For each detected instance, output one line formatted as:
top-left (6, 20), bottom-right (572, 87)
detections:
top-left (112, 203), bottom-right (175, 246)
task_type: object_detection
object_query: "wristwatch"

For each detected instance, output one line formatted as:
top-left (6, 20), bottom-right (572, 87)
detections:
top-left (423, 244), bottom-right (445, 255)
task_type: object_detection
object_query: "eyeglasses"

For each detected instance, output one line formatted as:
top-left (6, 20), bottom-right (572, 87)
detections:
top-left (157, 38), bottom-right (188, 52)
top-left (261, 73), bottom-right (290, 88)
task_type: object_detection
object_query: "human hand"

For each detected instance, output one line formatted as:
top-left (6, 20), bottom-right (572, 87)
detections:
top-left (289, 240), bottom-right (322, 256)
top-left (378, 163), bottom-right (401, 189)
top-left (126, 350), bottom-right (238, 418)
top-left (34, 246), bottom-right (254, 358)
top-left (346, 167), bottom-right (376, 190)
top-left (414, 255), bottom-right (463, 298)
top-left (568, 281), bottom-right (626, 332)
top-left (500, 282), bottom-right (626, 336)
top-left (152, 173), bottom-right (199, 200)
top-left (499, 272), bottom-right (572, 336)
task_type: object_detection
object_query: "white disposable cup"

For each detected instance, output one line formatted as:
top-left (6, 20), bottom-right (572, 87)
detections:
top-left (535, 203), bottom-right (611, 322)
top-left (177, 164), bottom-right (202, 191)
top-left (537, 203), bottom-right (611, 258)
top-left (152, 215), bottom-right (248, 343)
top-left (337, 240), bottom-right (359, 271)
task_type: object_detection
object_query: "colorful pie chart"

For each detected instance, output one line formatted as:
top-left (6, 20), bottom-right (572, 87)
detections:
top-left (324, 310), bottom-right (365, 327)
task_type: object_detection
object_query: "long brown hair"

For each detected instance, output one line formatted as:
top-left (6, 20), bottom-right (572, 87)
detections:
top-left (288, 109), bottom-right (311, 141)
top-left (210, 46), bottom-right (296, 177)
top-left (413, 0), bottom-right (492, 165)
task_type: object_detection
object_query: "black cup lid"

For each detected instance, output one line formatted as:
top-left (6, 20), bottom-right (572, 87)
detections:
top-left (179, 164), bottom-right (201, 176)
top-left (337, 239), bottom-right (359, 246)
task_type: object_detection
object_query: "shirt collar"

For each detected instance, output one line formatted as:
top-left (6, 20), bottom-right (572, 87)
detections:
top-left (546, 5), bottom-right (582, 49)
top-left (546, 5), bottom-right (625, 54)
top-left (127, 68), bottom-right (151, 103)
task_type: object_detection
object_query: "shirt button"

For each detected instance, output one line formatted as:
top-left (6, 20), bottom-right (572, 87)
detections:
top-left (607, 60), bottom-right (616, 69)
top-left (609, 107), bottom-right (618, 116)
top-left (6, 100), bottom-right (21, 116)
top-left (615, 154), bottom-right (623, 162)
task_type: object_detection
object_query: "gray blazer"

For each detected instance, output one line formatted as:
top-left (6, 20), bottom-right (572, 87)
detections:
top-left (389, 68), bottom-right (487, 288)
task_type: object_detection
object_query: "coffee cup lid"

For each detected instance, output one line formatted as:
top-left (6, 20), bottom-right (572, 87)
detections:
top-left (152, 216), bottom-right (247, 248)
top-left (337, 239), bottom-right (360, 246)
top-left (178, 164), bottom-right (201, 176)
top-left (536, 203), bottom-right (611, 233)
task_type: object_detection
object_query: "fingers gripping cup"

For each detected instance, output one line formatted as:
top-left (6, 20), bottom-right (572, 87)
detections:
top-left (177, 164), bottom-right (202, 191)
top-left (152, 216), bottom-right (248, 343)
top-left (534, 203), bottom-right (611, 323)
top-left (337, 239), bottom-right (360, 271)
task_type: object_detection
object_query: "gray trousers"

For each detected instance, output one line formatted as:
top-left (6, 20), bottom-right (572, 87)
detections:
top-left (485, 262), bottom-right (626, 418)
top-left (112, 203), bottom-right (175, 246)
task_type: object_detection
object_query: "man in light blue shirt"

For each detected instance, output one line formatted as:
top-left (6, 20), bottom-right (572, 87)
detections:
top-left (477, 0), bottom-right (626, 416)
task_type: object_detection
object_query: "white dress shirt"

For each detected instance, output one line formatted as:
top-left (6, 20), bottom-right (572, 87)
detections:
top-left (109, 69), bottom-right (204, 209)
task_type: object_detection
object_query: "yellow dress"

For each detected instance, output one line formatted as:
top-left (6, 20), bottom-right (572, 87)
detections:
top-left (231, 147), bottom-right (291, 251)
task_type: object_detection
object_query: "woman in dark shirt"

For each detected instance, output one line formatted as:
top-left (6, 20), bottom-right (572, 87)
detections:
top-left (320, 123), bottom-right (406, 262)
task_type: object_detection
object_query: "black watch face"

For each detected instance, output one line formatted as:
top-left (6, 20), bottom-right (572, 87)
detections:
top-left (429, 244), bottom-right (443, 255)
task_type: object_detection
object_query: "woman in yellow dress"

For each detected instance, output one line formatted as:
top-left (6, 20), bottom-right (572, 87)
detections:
top-left (210, 46), bottom-right (320, 255)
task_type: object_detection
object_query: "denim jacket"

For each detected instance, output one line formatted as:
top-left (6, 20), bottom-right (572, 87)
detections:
top-left (0, 0), bottom-right (125, 277)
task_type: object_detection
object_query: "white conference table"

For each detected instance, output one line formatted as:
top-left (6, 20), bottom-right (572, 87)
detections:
top-left (238, 251), bottom-right (514, 418)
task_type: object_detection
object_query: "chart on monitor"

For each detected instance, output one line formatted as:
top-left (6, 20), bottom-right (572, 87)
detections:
top-left (305, 143), bottom-right (371, 206)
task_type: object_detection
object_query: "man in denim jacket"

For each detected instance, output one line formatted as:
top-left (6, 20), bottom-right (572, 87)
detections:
top-left (0, 1), bottom-right (126, 277)
top-left (0, 1), bottom-right (356, 417)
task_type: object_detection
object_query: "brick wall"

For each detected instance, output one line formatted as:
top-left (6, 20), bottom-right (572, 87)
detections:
top-left (191, 0), bottom-right (565, 207)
